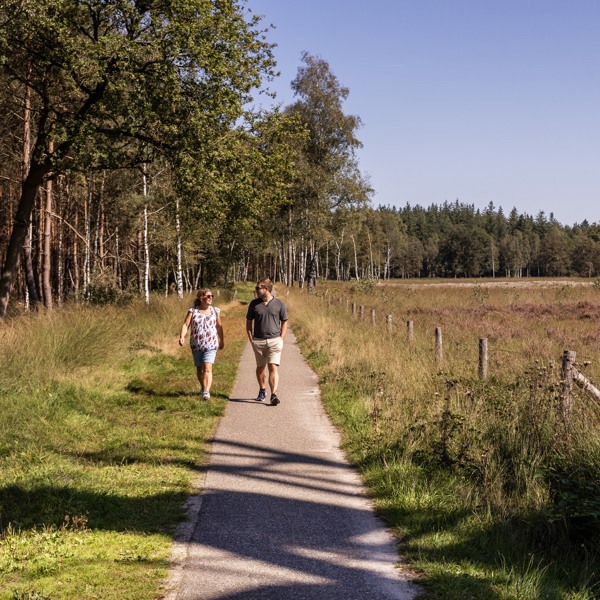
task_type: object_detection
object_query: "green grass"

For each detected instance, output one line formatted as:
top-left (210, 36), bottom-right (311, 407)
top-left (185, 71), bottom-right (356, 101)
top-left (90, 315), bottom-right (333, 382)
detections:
top-left (289, 282), bottom-right (600, 600)
top-left (0, 295), bottom-right (248, 600)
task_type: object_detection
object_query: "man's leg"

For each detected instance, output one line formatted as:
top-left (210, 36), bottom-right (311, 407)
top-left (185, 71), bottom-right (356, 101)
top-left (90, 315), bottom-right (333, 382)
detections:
top-left (256, 365), bottom-right (267, 389)
top-left (268, 363), bottom-right (279, 395)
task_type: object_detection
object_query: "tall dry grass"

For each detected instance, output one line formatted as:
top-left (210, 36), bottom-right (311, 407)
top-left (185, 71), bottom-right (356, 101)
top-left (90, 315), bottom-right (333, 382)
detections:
top-left (288, 281), bottom-right (600, 542)
top-left (0, 296), bottom-right (189, 393)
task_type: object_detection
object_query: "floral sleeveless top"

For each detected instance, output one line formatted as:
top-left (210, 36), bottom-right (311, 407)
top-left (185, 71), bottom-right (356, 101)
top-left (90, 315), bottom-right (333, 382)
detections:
top-left (188, 305), bottom-right (220, 352)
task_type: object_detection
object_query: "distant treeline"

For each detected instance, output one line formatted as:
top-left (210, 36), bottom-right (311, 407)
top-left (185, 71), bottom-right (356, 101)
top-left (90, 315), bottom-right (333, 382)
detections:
top-left (337, 201), bottom-right (600, 280)
top-left (245, 200), bottom-right (600, 284)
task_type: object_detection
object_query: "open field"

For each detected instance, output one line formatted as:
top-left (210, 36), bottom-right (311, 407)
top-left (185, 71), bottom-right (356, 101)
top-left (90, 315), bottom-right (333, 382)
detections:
top-left (378, 278), bottom-right (595, 289)
top-left (288, 279), bottom-right (600, 600)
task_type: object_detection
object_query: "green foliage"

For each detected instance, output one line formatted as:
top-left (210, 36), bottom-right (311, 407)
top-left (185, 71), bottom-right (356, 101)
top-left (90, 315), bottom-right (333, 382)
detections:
top-left (0, 0), bottom-right (283, 317)
top-left (548, 454), bottom-right (600, 542)
top-left (85, 272), bottom-right (135, 306)
top-left (470, 283), bottom-right (491, 306)
top-left (0, 0), bottom-right (277, 173)
top-left (349, 278), bottom-right (376, 294)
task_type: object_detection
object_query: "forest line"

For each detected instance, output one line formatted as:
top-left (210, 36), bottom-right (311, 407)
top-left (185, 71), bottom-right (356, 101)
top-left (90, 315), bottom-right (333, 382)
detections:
top-left (1, 1), bottom-right (598, 318)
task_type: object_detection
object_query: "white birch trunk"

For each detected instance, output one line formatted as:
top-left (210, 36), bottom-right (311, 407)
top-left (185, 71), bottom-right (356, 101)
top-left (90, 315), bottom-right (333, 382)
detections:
top-left (175, 197), bottom-right (184, 300)
top-left (350, 234), bottom-right (359, 281)
top-left (143, 172), bottom-right (150, 305)
top-left (83, 180), bottom-right (91, 297)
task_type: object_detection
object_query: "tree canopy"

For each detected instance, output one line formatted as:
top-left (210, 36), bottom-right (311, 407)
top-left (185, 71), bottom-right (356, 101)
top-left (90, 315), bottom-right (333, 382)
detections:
top-left (0, 0), bottom-right (277, 316)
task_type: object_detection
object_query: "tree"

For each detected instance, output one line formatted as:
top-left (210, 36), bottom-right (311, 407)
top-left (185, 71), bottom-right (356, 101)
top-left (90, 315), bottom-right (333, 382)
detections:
top-left (284, 52), bottom-right (371, 287)
top-left (0, 0), bottom-right (276, 317)
top-left (439, 224), bottom-right (489, 277)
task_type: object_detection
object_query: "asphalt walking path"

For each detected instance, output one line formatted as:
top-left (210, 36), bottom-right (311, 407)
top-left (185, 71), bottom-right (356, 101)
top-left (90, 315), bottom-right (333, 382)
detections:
top-left (167, 331), bottom-right (418, 600)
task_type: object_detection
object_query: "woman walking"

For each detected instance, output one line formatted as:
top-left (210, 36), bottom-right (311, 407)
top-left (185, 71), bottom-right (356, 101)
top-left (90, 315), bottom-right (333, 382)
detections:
top-left (179, 288), bottom-right (224, 400)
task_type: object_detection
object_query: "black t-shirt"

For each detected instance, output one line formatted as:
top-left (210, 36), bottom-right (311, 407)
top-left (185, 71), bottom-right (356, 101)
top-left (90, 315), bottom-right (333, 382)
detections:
top-left (246, 297), bottom-right (288, 339)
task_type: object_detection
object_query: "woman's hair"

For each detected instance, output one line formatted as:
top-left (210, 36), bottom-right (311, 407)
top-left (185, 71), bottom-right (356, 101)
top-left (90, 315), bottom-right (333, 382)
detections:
top-left (194, 288), bottom-right (212, 307)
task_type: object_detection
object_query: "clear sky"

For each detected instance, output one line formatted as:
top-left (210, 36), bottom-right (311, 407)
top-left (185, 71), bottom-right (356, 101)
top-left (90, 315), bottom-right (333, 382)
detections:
top-left (247, 0), bottom-right (600, 227)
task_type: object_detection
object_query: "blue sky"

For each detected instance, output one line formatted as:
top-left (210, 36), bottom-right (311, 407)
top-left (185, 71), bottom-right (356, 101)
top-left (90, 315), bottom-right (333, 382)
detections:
top-left (247, 0), bottom-right (600, 226)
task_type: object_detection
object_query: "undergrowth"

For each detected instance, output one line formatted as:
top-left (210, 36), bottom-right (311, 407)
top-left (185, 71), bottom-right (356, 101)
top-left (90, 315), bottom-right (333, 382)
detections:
top-left (290, 283), bottom-right (600, 600)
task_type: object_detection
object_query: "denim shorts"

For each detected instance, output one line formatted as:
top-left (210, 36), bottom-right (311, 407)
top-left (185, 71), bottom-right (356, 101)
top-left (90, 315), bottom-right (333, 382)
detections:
top-left (192, 348), bottom-right (217, 366)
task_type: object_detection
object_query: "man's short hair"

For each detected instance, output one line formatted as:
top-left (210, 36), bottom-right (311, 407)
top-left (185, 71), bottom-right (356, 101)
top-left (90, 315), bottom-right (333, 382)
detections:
top-left (258, 277), bottom-right (273, 292)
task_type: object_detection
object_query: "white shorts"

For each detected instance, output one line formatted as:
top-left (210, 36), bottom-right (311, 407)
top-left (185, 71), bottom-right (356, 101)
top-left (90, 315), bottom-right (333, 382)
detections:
top-left (251, 337), bottom-right (284, 367)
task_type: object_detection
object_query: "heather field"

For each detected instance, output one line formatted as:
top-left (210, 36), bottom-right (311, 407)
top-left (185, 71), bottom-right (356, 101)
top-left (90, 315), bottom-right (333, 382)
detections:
top-left (288, 279), bottom-right (600, 600)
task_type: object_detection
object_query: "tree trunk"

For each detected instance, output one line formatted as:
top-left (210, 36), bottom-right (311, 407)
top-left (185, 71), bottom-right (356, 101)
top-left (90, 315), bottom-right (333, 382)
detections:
top-left (350, 234), bottom-right (359, 281)
top-left (0, 163), bottom-right (47, 318)
top-left (307, 243), bottom-right (318, 289)
top-left (42, 139), bottom-right (54, 310)
top-left (143, 172), bottom-right (150, 304)
top-left (19, 78), bottom-right (39, 313)
top-left (23, 222), bottom-right (38, 311)
top-left (57, 185), bottom-right (64, 304)
top-left (175, 197), bottom-right (183, 300)
top-left (286, 206), bottom-right (293, 286)
top-left (83, 180), bottom-right (92, 296)
top-left (73, 194), bottom-right (80, 299)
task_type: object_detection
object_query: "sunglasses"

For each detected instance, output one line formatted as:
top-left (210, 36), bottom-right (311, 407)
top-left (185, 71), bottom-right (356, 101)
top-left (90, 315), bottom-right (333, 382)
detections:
top-left (255, 286), bottom-right (264, 291)
top-left (204, 294), bottom-right (213, 298)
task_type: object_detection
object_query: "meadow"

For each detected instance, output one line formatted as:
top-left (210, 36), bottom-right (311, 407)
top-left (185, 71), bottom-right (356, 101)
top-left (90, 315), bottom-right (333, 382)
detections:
top-left (1, 280), bottom-right (599, 600)
top-left (0, 293), bottom-right (249, 600)
top-left (287, 279), bottom-right (600, 600)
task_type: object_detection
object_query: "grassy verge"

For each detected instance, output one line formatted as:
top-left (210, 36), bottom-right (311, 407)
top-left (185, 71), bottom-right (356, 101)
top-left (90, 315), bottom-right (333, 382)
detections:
top-left (0, 294), bottom-right (248, 600)
top-left (287, 282), bottom-right (600, 600)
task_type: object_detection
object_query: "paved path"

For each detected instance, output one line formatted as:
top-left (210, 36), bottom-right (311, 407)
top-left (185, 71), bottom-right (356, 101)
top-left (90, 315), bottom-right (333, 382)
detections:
top-left (167, 331), bottom-right (418, 600)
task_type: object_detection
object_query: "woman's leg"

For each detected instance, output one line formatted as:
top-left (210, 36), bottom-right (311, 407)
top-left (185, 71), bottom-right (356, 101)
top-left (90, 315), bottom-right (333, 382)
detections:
top-left (202, 362), bottom-right (213, 392)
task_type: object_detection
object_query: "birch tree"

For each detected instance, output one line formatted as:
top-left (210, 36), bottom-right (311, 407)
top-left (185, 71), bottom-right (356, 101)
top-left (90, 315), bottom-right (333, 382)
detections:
top-left (284, 52), bottom-right (371, 287)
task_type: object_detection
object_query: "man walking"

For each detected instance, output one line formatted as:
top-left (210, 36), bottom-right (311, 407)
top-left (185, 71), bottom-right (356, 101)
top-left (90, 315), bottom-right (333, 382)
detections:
top-left (245, 278), bottom-right (288, 406)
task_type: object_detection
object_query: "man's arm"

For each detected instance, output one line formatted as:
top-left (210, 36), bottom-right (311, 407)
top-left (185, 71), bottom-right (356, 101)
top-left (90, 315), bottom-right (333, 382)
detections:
top-left (280, 319), bottom-right (288, 340)
top-left (246, 319), bottom-right (254, 342)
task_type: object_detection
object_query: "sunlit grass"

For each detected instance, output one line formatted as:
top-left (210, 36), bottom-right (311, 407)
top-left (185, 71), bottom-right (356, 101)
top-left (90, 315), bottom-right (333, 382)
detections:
top-left (0, 294), bottom-right (248, 600)
top-left (289, 279), bottom-right (600, 599)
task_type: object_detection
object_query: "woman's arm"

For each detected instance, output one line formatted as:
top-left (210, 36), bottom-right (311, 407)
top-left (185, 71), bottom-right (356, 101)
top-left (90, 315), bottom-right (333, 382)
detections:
top-left (179, 311), bottom-right (193, 346)
top-left (216, 314), bottom-right (224, 349)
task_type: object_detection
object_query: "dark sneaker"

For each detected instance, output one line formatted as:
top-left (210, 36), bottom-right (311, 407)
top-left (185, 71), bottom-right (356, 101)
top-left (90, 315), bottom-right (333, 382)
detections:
top-left (256, 389), bottom-right (266, 402)
top-left (270, 393), bottom-right (280, 406)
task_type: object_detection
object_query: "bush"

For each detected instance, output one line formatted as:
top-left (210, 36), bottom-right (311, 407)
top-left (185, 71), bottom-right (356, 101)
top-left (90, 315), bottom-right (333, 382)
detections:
top-left (548, 457), bottom-right (600, 544)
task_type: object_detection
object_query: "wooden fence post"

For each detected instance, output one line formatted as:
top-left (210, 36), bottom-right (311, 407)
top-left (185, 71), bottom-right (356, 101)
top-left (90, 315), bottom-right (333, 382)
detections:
top-left (359, 305), bottom-right (364, 321)
top-left (370, 308), bottom-right (376, 325)
top-left (435, 327), bottom-right (443, 366)
top-left (407, 320), bottom-right (414, 342)
top-left (561, 350), bottom-right (576, 419)
top-left (386, 314), bottom-right (393, 334)
top-left (479, 338), bottom-right (488, 380)
top-left (352, 302), bottom-right (357, 317)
